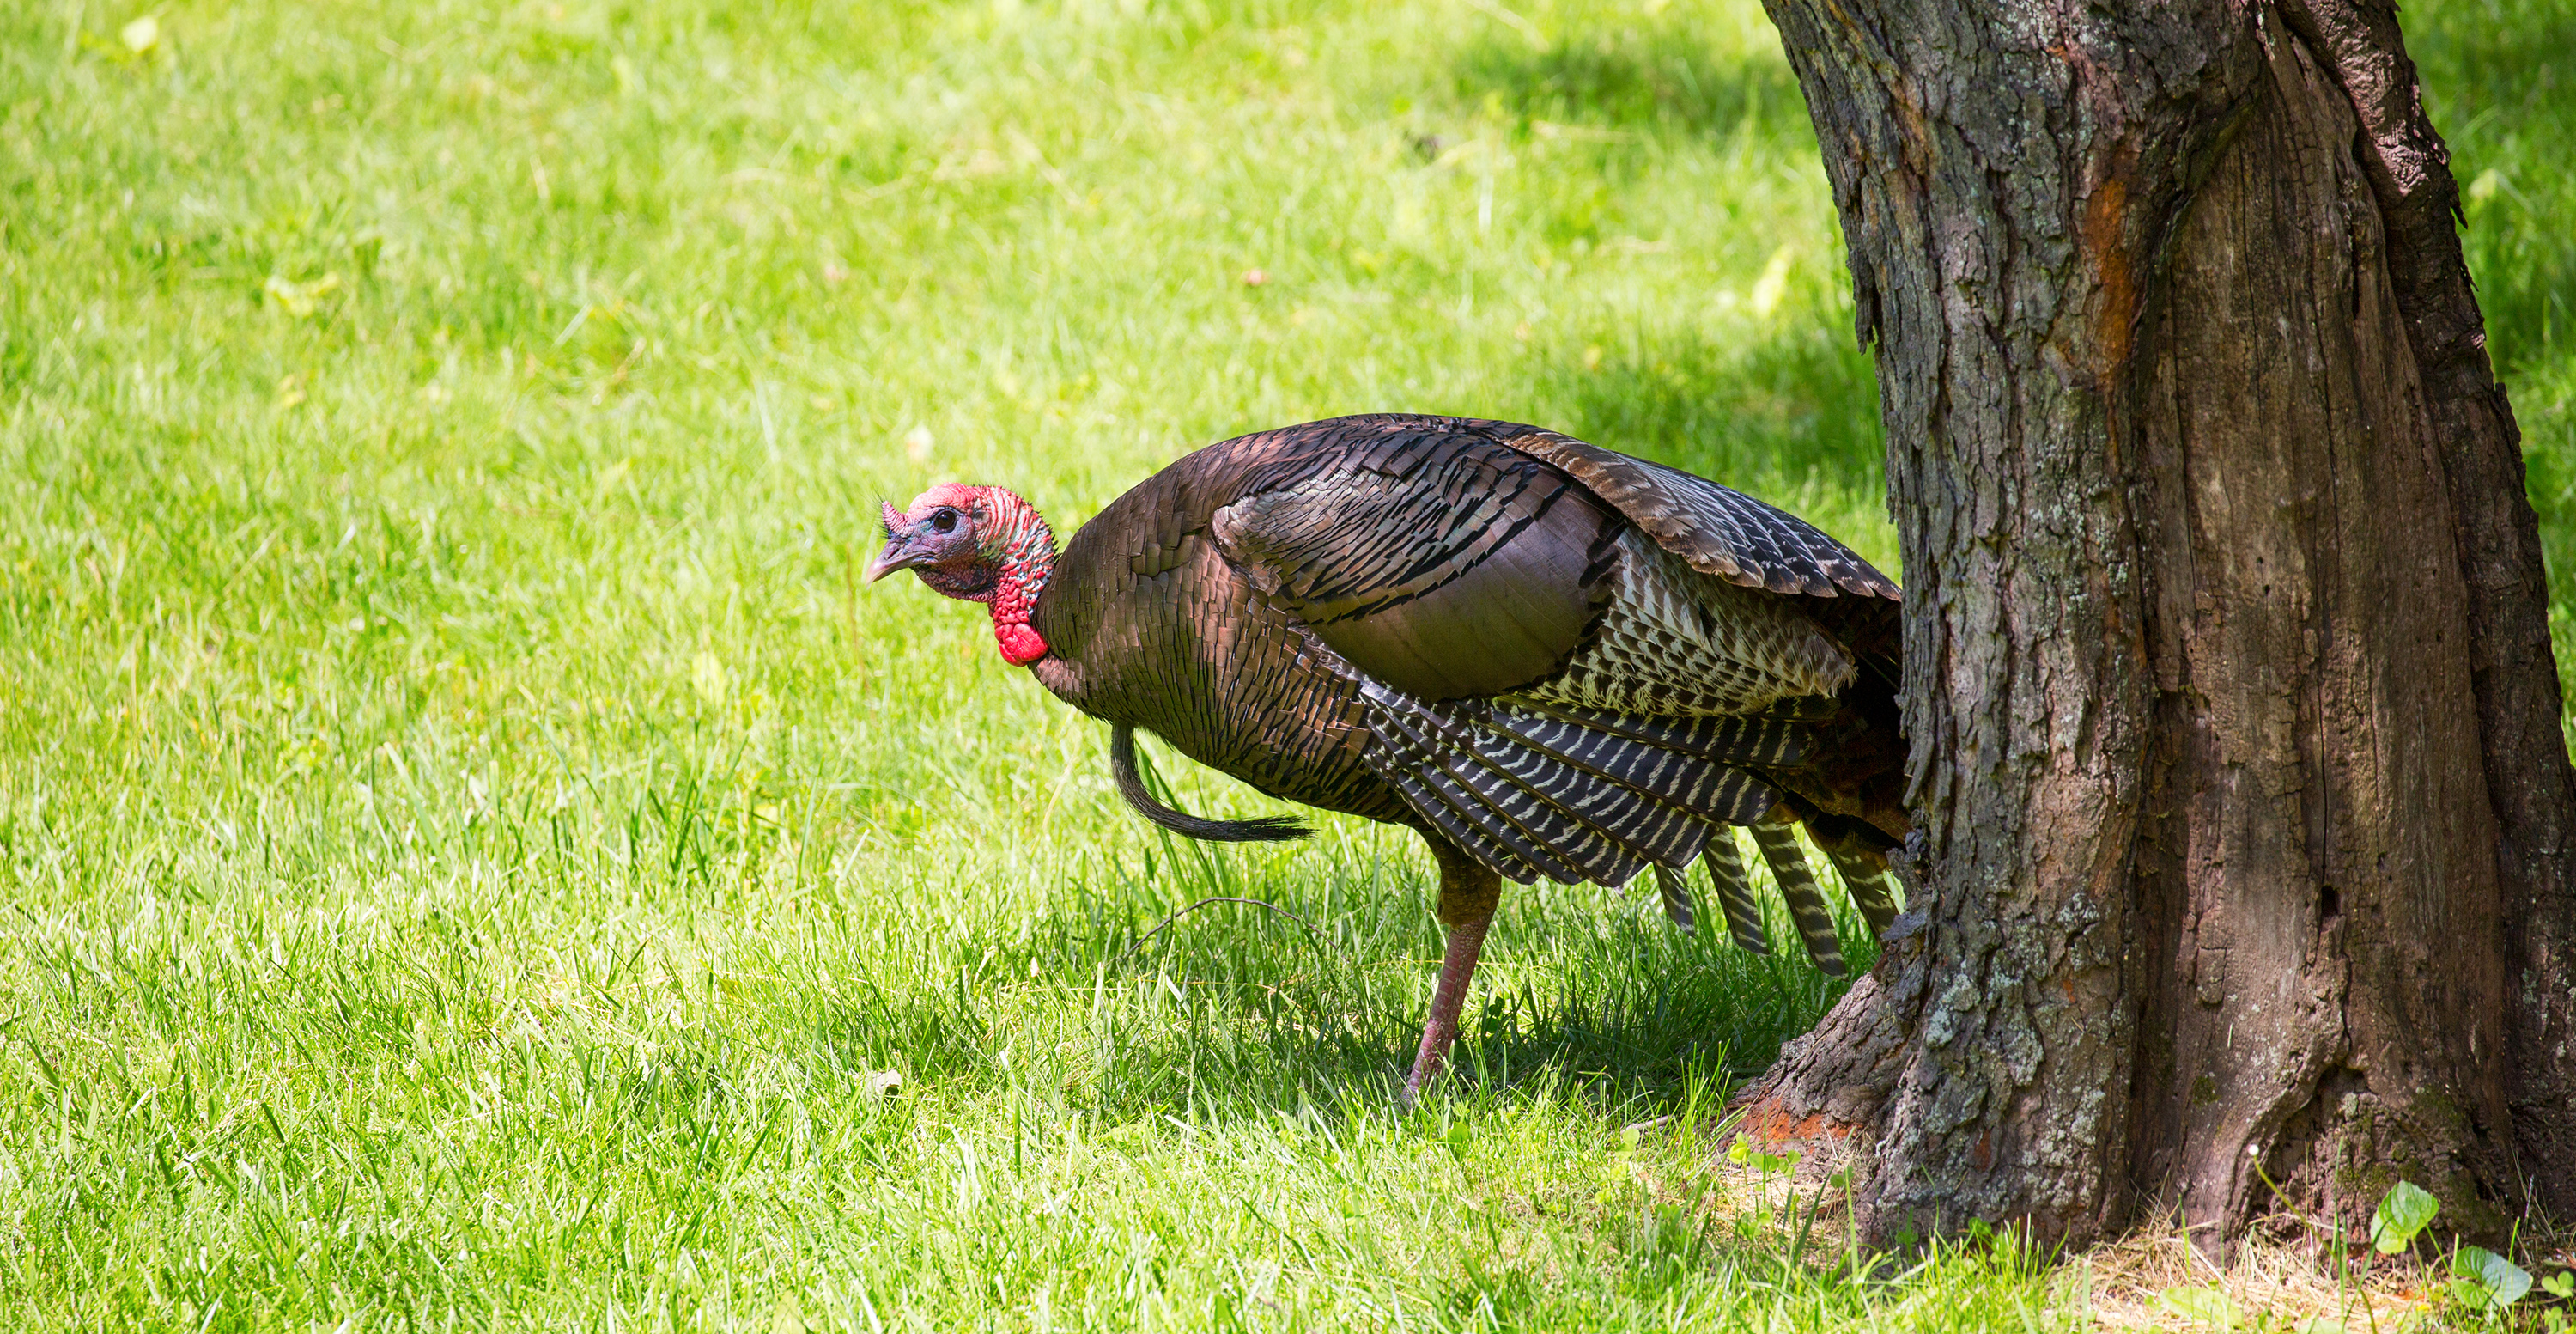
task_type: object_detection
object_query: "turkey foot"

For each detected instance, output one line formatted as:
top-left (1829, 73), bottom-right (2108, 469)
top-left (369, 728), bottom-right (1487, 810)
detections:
top-left (1402, 836), bottom-right (1504, 1106)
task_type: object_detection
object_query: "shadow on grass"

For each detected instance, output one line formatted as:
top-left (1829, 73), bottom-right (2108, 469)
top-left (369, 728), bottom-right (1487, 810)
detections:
top-left (1448, 27), bottom-right (1804, 141)
top-left (972, 854), bottom-right (1871, 1125)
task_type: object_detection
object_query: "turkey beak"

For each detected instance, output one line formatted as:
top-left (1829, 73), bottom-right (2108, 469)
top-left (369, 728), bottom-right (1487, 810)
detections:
top-left (865, 502), bottom-right (927, 583)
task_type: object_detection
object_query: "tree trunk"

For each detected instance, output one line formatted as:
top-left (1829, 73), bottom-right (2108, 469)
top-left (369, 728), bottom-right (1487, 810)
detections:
top-left (1735, 0), bottom-right (2576, 1249)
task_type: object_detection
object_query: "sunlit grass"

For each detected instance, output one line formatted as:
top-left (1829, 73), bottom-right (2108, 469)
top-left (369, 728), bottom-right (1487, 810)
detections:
top-left (1, 0), bottom-right (2566, 1327)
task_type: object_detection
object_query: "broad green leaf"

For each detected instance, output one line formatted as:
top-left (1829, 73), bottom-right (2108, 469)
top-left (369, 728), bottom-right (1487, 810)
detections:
top-left (2451, 1246), bottom-right (2532, 1308)
top-left (2370, 1181), bottom-right (2439, 1254)
top-left (2293, 1319), bottom-right (2349, 1334)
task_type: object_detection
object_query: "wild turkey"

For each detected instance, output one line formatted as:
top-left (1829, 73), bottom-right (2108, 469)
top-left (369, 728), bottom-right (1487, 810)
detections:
top-left (868, 413), bottom-right (1909, 1100)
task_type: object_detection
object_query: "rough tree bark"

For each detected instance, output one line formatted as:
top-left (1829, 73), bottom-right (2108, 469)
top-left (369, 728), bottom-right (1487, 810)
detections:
top-left (1732, 0), bottom-right (2576, 1249)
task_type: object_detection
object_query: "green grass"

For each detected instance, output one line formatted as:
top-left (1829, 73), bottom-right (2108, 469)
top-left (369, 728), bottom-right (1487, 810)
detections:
top-left (0, 0), bottom-right (2566, 1327)
top-left (2424, 0), bottom-right (2576, 710)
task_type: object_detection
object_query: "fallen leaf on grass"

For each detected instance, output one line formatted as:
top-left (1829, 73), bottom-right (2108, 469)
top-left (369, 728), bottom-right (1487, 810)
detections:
top-left (264, 272), bottom-right (340, 317)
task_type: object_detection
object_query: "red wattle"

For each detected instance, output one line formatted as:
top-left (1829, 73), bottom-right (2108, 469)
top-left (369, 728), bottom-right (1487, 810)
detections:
top-left (994, 621), bottom-right (1048, 666)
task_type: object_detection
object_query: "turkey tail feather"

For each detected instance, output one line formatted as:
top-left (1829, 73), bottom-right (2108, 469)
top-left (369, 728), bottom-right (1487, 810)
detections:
top-left (1749, 818), bottom-right (1844, 975)
top-left (1821, 843), bottom-right (1902, 937)
top-left (1110, 724), bottom-right (1311, 843)
top-left (1652, 863), bottom-right (1696, 935)
top-left (1700, 829), bottom-right (1771, 955)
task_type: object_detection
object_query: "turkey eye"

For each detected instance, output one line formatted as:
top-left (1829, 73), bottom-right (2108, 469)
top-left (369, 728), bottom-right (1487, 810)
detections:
top-left (931, 510), bottom-right (958, 534)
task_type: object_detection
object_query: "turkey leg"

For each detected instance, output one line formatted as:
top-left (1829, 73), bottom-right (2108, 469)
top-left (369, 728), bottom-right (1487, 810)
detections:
top-left (1402, 836), bottom-right (1503, 1106)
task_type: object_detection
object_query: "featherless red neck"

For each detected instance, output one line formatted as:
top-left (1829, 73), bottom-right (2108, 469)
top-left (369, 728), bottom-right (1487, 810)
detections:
top-left (980, 489), bottom-right (1055, 665)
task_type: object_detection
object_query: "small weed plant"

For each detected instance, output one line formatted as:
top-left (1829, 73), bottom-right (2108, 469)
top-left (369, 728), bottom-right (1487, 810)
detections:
top-left (2157, 1178), bottom-right (2568, 1333)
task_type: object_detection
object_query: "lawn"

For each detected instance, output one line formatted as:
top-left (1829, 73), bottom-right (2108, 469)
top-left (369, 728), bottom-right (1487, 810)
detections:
top-left (1, 0), bottom-right (2567, 1328)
